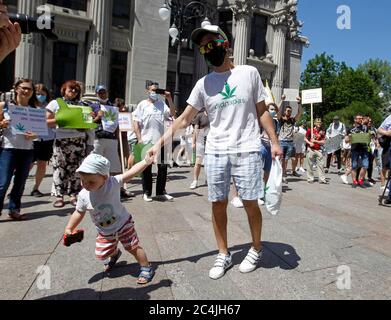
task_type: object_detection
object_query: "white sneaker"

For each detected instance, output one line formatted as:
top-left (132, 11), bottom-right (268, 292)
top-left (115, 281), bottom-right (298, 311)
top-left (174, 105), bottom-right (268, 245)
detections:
top-left (231, 197), bottom-right (243, 208)
top-left (190, 180), bottom-right (198, 189)
top-left (340, 175), bottom-right (349, 185)
top-left (239, 247), bottom-right (263, 273)
top-left (156, 193), bottom-right (174, 201)
top-left (143, 194), bottom-right (153, 202)
top-left (258, 198), bottom-right (265, 206)
top-left (209, 252), bottom-right (232, 280)
top-left (299, 167), bottom-right (306, 173)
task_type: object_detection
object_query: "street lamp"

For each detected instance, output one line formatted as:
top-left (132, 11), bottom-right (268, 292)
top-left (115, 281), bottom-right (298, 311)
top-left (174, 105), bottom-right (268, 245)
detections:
top-left (159, 0), bottom-right (212, 111)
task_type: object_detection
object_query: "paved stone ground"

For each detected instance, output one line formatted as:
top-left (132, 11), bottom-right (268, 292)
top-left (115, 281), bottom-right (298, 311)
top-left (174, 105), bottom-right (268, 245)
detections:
top-left (0, 164), bottom-right (390, 300)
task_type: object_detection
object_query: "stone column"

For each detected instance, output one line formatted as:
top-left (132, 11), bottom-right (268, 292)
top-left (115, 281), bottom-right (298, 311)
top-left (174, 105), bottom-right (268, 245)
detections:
top-left (84, 0), bottom-right (112, 97)
top-left (231, 0), bottom-right (255, 66)
top-left (14, 0), bottom-right (44, 82)
top-left (270, 15), bottom-right (287, 103)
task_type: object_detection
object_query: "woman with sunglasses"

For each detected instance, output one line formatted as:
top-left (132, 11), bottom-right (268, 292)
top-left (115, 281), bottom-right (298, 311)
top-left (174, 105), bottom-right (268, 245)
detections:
top-left (46, 80), bottom-right (87, 208)
top-left (0, 79), bottom-right (38, 220)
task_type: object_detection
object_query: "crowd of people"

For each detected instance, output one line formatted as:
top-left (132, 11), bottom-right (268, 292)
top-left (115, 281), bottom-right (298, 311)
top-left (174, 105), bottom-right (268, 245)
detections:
top-left (1, 4), bottom-right (391, 285)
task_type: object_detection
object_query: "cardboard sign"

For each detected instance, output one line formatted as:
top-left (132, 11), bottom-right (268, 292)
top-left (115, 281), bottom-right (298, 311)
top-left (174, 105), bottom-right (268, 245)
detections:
top-left (118, 112), bottom-right (133, 131)
top-left (9, 105), bottom-right (48, 136)
top-left (324, 135), bottom-right (344, 154)
top-left (302, 88), bottom-right (323, 104)
top-left (283, 89), bottom-right (300, 102)
top-left (101, 105), bottom-right (119, 133)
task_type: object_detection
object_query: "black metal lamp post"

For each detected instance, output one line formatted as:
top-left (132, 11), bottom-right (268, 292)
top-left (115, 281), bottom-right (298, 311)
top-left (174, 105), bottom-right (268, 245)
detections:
top-left (159, 0), bottom-right (212, 110)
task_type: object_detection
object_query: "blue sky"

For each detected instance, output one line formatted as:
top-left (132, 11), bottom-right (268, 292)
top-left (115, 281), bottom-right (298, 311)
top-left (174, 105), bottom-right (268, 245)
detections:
top-left (298, 0), bottom-right (391, 71)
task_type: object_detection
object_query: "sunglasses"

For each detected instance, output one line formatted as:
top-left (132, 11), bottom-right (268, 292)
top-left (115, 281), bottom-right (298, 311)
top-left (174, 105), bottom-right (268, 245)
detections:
top-left (199, 39), bottom-right (225, 55)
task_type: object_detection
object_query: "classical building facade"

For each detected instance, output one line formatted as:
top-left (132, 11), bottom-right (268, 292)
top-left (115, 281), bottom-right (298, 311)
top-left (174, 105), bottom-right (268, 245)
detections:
top-left (1, 0), bottom-right (308, 107)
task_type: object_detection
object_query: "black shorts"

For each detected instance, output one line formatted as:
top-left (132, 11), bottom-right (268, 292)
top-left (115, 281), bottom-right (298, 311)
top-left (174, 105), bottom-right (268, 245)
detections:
top-left (33, 140), bottom-right (54, 162)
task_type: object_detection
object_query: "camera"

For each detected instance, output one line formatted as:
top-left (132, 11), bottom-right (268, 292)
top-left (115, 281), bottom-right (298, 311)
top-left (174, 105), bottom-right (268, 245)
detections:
top-left (8, 13), bottom-right (58, 40)
top-left (155, 89), bottom-right (166, 95)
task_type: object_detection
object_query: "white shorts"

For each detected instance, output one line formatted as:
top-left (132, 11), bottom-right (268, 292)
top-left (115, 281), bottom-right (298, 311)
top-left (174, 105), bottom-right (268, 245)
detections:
top-left (93, 138), bottom-right (122, 173)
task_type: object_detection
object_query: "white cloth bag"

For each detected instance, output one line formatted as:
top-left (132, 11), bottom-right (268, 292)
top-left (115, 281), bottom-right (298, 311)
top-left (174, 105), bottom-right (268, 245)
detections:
top-left (265, 157), bottom-right (283, 215)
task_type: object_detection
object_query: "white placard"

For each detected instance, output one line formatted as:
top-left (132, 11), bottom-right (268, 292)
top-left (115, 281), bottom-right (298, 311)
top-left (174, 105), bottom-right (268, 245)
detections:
top-left (324, 135), bottom-right (344, 154)
top-left (101, 105), bottom-right (119, 133)
top-left (283, 89), bottom-right (300, 102)
top-left (9, 105), bottom-right (48, 136)
top-left (302, 88), bottom-right (323, 104)
top-left (118, 112), bottom-right (133, 131)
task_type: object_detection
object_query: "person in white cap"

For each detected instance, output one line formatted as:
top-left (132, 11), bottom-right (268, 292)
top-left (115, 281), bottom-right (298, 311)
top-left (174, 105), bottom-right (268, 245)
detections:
top-left (64, 153), bottom-right (155, 284)
top-left (148, 24), bottom-right (282, 280)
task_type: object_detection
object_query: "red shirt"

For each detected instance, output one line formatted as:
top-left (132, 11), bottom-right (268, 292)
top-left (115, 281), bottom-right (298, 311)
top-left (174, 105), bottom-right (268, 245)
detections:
top-left (306, 128), bottom-right (325, 151)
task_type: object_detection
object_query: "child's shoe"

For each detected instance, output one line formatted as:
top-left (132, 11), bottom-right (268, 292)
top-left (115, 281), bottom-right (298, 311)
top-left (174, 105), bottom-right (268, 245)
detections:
top-left (103, 249), bottom-right (122, 272)
top-left (137, 264), bottom-right (155, 284)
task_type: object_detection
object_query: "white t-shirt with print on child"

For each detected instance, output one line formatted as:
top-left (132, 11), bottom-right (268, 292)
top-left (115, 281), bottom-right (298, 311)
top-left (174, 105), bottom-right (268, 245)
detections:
top-left (76, 175), bottom-right (131, 235)
top-left (187, 65), bottom-right (267, 154)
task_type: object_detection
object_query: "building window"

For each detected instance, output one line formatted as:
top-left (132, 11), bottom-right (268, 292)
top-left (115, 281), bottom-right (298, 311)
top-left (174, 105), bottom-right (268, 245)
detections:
top-left (250, 14), bottom-right (268, 57)
top-left (47, 0), bottom-right (87, 11)
top-left (52, 41), bottom-right (78, 96)
top-left (112, 0), bottom-right (131, 29)
top-left (109, 50), bottom-right (128, 100)
top-left (218, 10), bottom-right (233, 44)
top-left (166, 71), bottom-right (193, 112)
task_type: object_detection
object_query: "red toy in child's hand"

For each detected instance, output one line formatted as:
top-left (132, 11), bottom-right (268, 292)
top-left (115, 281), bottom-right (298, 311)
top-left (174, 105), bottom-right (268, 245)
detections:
top-left (63, 230), bottom-right (84, 247)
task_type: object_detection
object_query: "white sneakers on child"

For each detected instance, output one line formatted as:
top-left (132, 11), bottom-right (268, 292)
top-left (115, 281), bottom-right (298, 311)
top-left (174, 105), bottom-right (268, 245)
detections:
top-left (239, 247), bottom-right (263, 273)
top-left (209, 252), bottom-right (232, 280)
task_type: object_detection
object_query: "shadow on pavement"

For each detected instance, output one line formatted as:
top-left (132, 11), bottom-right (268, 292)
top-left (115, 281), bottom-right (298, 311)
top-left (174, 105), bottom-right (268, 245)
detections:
top-left (87, 242), bottom-right (300, 285)
top-left (37, 279), bottom-right (173, 300)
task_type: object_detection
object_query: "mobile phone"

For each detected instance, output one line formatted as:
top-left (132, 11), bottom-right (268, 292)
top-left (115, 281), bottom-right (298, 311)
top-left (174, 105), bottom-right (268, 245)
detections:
top-left (155, 89), bottom-right (166, 95)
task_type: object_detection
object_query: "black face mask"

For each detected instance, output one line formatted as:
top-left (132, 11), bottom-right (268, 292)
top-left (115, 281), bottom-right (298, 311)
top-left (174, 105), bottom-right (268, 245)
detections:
top-left (204, 46), bottom-right (227, 67)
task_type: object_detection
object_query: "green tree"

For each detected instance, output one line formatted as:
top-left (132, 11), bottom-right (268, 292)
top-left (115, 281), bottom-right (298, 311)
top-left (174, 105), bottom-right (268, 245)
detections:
top-left (301, 53), bottom-right (382, 120)
top-left (357, 59), bottom-right (391, 114)
top-left (300, 53), bottom-right (348, 117)
top-left (324, 101), bottom-right (383, 128)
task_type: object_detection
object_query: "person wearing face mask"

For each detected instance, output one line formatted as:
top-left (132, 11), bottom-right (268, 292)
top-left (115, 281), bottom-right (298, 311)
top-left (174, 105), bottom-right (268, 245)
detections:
top-left (88, 85), bottom-right (132, 200)
top-left (277, 95), bottom-right (303, 183)
top-left (147, 25), bottom-right (283, 280)
top-left (30, 84), bottom-right (55, 197)
top-left (133, 82), bottom-right (176, 202)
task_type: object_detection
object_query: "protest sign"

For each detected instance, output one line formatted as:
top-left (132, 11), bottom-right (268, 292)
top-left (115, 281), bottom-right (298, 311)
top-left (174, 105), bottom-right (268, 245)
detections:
top-left (324, 135), bottom-right (344, 154)
top-left (118, 112), bottom-right (133, 131)
top-left (283, 89), bottom-right (300, 102)
top-left (302, 88), bottom-right (323, 104)
top-left (9, 105), bottom-right (48, 136)
top-left (55, 99), bottom-right (97, 129)
top-left (101, 105), bottom-right (119, 133)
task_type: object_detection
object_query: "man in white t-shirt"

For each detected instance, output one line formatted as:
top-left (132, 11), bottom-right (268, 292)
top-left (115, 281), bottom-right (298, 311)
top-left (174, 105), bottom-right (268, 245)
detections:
top-left (148, 25), bottom-right (282, 280)
top-left (133, 82), bottom-right (176, 202)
